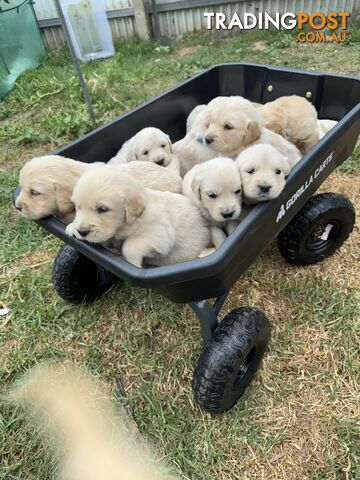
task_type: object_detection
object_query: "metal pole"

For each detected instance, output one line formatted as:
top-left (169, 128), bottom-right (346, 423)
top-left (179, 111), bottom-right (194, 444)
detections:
top-left (150, 0), bottom-right (161, 42)
top-left (189, 300), bottom-right (218, 345)
top-left (53, 0), bottom-right (96, 123)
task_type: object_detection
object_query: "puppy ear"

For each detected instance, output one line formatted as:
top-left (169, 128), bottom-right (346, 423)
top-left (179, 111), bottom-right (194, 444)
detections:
top-left (127, 145), bottom-right (138, 163)
top-left (191, 109), bottom-right (209, 135)
top-left (54, 182), bottom-right (75, 216)
top-left (124, 193), bottom-right (145, 224)
top-left (243, 121), bottom-right (262, 147)
top-left (190, 175), bottom-right (202, 201)
top-left (282, 158), bottom-right (291, 176)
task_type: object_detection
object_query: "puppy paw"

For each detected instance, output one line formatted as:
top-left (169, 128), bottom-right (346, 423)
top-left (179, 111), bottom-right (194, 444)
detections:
top-left (210, 226), bottom-right (227, 249)
top-left (225, 221), bottom-right (239, 235)
top-left (65, 223), bottom-right (77, 237)
top-left (123, 254), bottom-right (143, 268)
top-left (122, 241), bottom-right (144, 268)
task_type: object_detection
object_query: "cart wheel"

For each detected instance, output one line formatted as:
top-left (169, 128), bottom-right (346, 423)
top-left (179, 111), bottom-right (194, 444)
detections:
top-left (192, 307), bottom-right (271, 413)
top-left (52, 244), bottom-right (115, 304)
top-left (278, 193), bottom-right (355, 265)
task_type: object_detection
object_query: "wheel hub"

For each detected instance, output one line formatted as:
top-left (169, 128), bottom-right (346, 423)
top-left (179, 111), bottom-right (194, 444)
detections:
top-left (306, 221), bottom-right (338, 252)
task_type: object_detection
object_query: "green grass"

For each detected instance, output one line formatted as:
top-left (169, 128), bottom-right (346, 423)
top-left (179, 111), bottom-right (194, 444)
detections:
top-left (0, 30), bottom-right (359, 480)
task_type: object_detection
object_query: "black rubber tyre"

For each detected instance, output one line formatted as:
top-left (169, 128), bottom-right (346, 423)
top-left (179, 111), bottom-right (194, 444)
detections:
top-left (192, 307), bottom-right (271, 413)
top-left (278, 193), bottom-right (355, 265)
top-left (52, 244), bottom-right (115, 304)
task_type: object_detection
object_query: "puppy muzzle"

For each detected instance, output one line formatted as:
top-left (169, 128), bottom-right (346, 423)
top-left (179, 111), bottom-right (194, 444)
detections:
top-left (221, 211), bottom-right (235, 219)
top-left (12, 186), bottom-right (21, 207)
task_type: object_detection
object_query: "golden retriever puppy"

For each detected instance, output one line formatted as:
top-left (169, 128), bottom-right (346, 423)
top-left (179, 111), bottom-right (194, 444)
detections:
top-left (259, 128), bottom-right (301, 167)
top-left (108, 127), bottom-right (180, 172)
top-left (121, 161), bottom-right (182, 193)
top-left (173, 133), bottom-right (215, 177)
top-left (317, 119), bottom-right (338, 139)
top-left (174, 107), bottom-right (216, 177)
top-left (12, 363), bottom-right (179, 480)
top-left (16, 157), bottom-right (182, 223)
top-left (202, 96), bottom-right (263, 158)
top-left (15, 155), bottom-right (92, 223)
top-left (259, 95), bottom-right (319, 154)
top-left (182, 157), bottom-right (242, 248)
top-left (66, 167), bottom-right (209, 267)
top-left (186, 104), bottom-right (207, 133)
top-left (235, 144), bottom-right (291, 204)
top-left (202, 96), bottom-right (302, 166)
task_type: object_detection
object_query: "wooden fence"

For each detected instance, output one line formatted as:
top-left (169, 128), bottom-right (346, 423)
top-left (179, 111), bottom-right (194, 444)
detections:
top-left (33, 0), bottom-right (359, 50)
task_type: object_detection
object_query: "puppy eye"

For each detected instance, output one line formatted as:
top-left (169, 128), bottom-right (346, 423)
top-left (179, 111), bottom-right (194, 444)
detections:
top-left (30, 189), bottom-right (40, 196)
top-left (275, 169), bottom-right (281, 175)
top-left (161, 144), bottom-right (166, 148)
top-left (224, 124), bottom-right (233, 130)
top-left (247, 168), bottom-right (255, 174)
top-left (143, 150), bottom-right (149, 155)
top-left (235, 189), bottom-right (241, 195)
top-left (97, 206), bottom-right (108, 214)
top-left (208, 193), bottom-right (217, 199)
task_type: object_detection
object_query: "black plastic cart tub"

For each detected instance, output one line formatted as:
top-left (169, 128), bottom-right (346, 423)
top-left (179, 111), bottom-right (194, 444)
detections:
top-left (18, 63), bottom-right (360, 413)
top-left (37, 63), bottom-right (359, 303)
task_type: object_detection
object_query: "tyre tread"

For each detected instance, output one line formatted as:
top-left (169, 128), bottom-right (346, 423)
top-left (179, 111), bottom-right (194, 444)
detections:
top-left (52, 244), bottom-right (114, 304)
top-left (193, 307), bottom-right (271, 413)
top-left (278, 193), bottom-right (355, 265)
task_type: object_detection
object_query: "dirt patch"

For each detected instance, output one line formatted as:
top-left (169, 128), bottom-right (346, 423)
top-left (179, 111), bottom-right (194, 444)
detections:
top-left (4, 251), bottom-right (54, 278)
top-left (0, 144), bottom-right (56, 171)
top-left (252, 41), bottom-right (267, 51)
top-left (17, 251), bottom-right (54, 268)
top-left (177, 45), bottom-right (202, 57)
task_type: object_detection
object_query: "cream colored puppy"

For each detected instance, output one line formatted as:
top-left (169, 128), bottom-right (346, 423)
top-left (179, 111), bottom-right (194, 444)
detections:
top-left (182, 157), bottom-right (242, 248)
top-left (15, 155), bottom-right (92, 223)
top-left (259, 95), bottom-right (319, 154)
top-left (186, 104), bottom-right (207, 133)
top-left (236, 144), bottom-right (291, 204)
top-left (203, 96), bottom-right (262, 158)
top-left (259, 128), bottom-right (301, 167)
top-left (120, 161), bottom-right (182, 193)
top-left (66, 167), bottom-right (209, 267)
top-left (108, 127), bottom-right (180, 172)
top-left (202, 96), bottom-right (302, 166)
top-left (174, 107), bottom-right (215, 176)
top-left (16, 156), bottom-right (182, 223)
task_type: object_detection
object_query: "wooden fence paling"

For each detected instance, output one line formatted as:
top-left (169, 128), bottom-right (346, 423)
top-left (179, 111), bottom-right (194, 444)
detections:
top-left (35, 0), bottom-right (357, 49)
top-left (132, 0), bottom-right (151, 40)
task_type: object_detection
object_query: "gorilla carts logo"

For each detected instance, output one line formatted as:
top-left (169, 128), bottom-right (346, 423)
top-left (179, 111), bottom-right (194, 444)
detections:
top-left (276, 152), bottom-right (334, 223)
top-left (276, 204), bottom-right (286, 223)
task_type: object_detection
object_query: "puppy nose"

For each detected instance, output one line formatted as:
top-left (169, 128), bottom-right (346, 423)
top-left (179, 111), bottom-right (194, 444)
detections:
top-left (222, 211), bottom-right (234, 219)
top-left (15, 204), bottom-right (22, 212)
top-left (77, 228), bottom-right (90, 238)
top-left (205, 136), bottom-right (214, 145)
top-left (156, 158), bottom-right (164, 166)
top-left (259, 185), bottom-right (271, 193)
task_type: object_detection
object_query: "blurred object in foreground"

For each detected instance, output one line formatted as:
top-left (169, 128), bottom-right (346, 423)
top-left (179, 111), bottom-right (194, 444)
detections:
top-left (11, 363), bottom-right (179, 480)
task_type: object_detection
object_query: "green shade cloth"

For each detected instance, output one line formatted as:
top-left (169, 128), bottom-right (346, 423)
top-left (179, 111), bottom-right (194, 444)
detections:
top-left (0, 0), bottom-right (45, 99)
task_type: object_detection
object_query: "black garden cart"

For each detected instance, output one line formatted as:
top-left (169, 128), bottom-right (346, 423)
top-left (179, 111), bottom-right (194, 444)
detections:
top-left (17, 63), bottom-right (359, 413)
